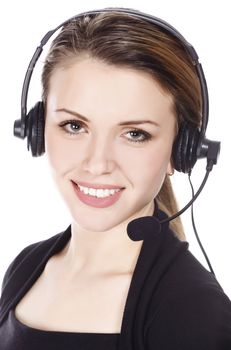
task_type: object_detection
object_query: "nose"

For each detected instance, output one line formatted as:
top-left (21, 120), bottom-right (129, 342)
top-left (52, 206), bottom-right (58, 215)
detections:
top-left (83, 135), bottom-right (116, 176)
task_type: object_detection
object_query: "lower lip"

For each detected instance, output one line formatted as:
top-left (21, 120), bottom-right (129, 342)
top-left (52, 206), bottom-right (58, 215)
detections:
top-left (72, 182), bottom-right (124, 208)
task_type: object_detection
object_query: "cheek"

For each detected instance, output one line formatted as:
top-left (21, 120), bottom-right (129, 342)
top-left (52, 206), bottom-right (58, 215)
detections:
top-left (119, 141), bottom-right (172, 181)
top-left (140, 152), bottom-right (170, 199)
top-left (118, 140), bottom-right (172, 201)
top-left (45, 128), bottom-right (77, 174)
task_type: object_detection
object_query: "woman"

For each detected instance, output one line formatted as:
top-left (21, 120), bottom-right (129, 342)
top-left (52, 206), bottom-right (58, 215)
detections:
top-left (0, 8), bottom-right (231, 349)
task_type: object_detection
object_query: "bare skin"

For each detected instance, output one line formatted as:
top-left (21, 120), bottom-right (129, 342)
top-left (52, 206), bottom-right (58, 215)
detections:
top-left (15, 246), bottom-right (140, 333)
top-left (15, 57), bottom-right (176, 333)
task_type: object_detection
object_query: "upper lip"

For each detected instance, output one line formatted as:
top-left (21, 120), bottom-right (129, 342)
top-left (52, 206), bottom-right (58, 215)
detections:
top-left (72, 180), bottom-right (125, 190)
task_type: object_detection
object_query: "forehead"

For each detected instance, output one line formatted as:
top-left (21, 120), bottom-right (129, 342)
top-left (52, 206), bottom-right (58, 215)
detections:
top-left (47, 58), bottom-right (175, 124)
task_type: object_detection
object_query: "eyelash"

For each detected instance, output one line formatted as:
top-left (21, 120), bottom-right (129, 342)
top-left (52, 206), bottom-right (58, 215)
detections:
top-left (58, 119), bottom-right (152, 144)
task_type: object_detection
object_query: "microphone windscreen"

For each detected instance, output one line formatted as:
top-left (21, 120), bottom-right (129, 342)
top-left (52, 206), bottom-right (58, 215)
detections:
top-left (127, 216), bottom-right (161, 241)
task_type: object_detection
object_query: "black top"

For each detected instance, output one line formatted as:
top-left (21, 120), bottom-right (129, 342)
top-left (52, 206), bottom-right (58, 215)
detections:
top-left (1, 209), bottom-right (231, 349)
top-left (0, 310), bottom-right (119, 350)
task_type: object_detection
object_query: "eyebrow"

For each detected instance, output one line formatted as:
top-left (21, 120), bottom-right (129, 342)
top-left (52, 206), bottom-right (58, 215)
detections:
top-left (55, 108), bottom-right (160, 127)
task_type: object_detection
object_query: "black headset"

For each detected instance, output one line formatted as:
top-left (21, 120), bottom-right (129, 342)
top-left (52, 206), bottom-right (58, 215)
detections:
top-left (13, 7), bottom-right (220, 174)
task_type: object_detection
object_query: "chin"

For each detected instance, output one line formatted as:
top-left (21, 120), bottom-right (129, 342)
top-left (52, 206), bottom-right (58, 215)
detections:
top-left (72, 217), bottom-right (121, 233)
top-left (69, 206), bottom-right (131, 233)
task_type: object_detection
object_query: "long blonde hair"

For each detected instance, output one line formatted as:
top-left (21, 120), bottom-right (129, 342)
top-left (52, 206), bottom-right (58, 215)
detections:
top-left (41, 11), bottom-right (202, 241)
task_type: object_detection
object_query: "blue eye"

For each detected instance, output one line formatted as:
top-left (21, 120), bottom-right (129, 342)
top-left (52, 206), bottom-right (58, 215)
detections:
top-left (59, 120), bottom-right (85, 135)
top-left (125, 129), bottom-right (152, 143)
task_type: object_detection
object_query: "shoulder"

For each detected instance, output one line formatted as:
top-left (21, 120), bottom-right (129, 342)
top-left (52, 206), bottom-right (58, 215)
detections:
top-left (145, 246), bottom-right (231, 349)
top-left (0, 226), bottom-right (71, 325)
top-left (1, 226), bottom-right (70, 294)
top-left (1, 241), bottom-right (40, 293)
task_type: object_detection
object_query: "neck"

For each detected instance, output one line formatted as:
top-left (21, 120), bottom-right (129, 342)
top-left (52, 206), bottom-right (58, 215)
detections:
top-left (62, 201), bottom-right (154, 276)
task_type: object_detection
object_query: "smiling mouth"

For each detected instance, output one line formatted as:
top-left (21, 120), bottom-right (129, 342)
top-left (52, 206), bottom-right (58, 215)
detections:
top-left (71, 181), bottom-right (125, 208)
top-left (72, 181), bottom-right (125, 199)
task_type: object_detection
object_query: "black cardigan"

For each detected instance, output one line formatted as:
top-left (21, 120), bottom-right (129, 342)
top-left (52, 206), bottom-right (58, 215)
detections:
top-left (1, 209), bottom-right (231, 349)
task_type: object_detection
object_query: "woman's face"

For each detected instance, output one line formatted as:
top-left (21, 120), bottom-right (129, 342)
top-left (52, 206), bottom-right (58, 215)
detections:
top-left (45, 57), bottom-right (176, 232)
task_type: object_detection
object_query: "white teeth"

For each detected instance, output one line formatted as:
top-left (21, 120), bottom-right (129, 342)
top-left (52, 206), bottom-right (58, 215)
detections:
top-left (89, 188), bottom-right (96, 196)
top-left (78, 185), bottom-right (121, 198)
top-left (83, 187), bottom-right (88, 195)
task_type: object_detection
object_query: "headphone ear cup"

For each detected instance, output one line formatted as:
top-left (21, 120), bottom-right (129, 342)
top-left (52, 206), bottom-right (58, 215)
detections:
top-left (26, 101), bottom-right (45, 157)
top-left (185, 123), bottom-right (200, 172)
top-left (172, 122), bottom-right (187, 173)
top-left (172, 122), bottom-right (200, 173)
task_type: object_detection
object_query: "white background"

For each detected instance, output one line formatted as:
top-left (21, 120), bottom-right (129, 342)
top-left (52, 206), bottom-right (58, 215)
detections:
top-left (0, 0), bottom-right (230, 298)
